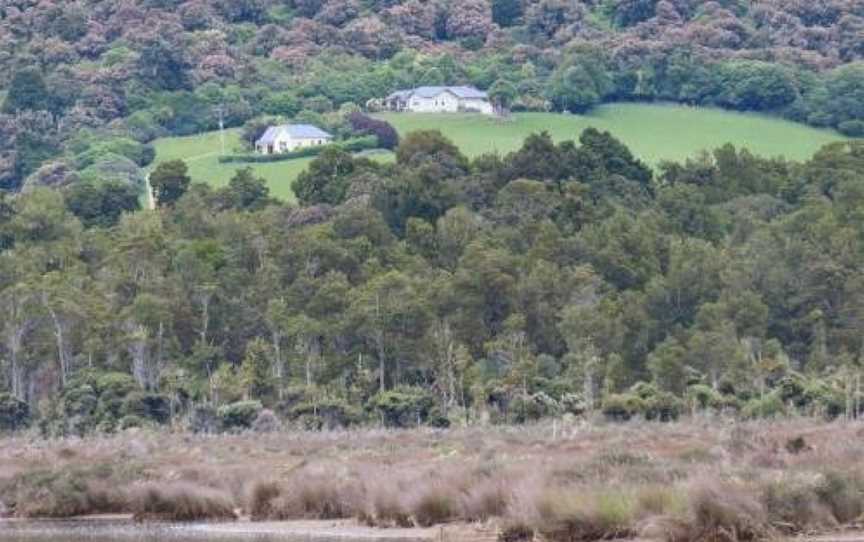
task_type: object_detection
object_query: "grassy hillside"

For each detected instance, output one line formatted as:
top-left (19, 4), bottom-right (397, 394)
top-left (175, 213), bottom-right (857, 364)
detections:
top-left (152, 103), bottom-right (851, 201)
top-left (379, 103), bottom-right (850, 164)
top-left (150, 128), bottom-right (311, 202)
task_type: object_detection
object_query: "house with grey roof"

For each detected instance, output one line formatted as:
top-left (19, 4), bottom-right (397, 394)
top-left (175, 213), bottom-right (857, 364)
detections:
top-left (385, 86), bottom-right (494, 115)
top-left (255, 124), bottom-right (334, 155)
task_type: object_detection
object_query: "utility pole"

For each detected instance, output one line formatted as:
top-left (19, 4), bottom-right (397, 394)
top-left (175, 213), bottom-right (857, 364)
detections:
top-left (215, 104), bottom-right (226, 156)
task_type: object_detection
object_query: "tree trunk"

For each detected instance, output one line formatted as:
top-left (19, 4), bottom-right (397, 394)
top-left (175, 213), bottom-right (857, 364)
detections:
top-left (47, 307), bottom-right (70, 389)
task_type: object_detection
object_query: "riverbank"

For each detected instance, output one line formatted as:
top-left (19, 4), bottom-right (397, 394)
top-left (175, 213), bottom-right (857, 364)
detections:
top-left (3, 420), bottom-right (864, 541)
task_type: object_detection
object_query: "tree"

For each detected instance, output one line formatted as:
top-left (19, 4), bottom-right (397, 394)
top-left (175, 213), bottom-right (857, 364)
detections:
top-left (150, 160), bottom-right (191, 207)
top-left (66, 182), bottom-right (141, 228)
top-left (348, 112), bottom-right (400, 149)
top-left (240, 338), bottom-right (274, 401)
top-left (492, 0), bottom-right (522, 27)
top-left (2, 68), bottom-right (52, 114)
top-left (294, 148), bottom-right (356, 206)
top-left (224, 168), bottom-right (270, 210)
top-left (395, 130), bottom-right (467, 169)
top-left (488, 79), bottom-right (518, 116)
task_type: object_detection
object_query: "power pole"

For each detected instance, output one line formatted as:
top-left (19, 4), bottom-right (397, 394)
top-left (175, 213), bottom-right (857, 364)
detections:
top-left (215, 104), bottom-right (226, 156)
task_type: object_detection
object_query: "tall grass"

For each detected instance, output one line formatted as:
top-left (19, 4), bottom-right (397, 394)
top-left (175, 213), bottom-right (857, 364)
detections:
top-left (131, 482), bottom-right (237, 522)
top-left (3, 419), bottom-right (864, 541)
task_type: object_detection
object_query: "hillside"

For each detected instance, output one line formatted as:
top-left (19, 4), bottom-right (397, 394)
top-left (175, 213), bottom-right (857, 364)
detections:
top-left (152, 104), bottom-right (852, 200)
top-left (0, 0), bottom-right (863, 196)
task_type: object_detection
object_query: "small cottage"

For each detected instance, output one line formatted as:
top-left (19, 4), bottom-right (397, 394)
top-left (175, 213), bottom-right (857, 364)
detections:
top-left (255, 124), bottom-right (334, 155)
top-left (385, 86), bottom-right (494, 115)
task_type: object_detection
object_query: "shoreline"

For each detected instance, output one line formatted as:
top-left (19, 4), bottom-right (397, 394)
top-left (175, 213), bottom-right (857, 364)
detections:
top-left (0, 516), bottom-right (491, 542)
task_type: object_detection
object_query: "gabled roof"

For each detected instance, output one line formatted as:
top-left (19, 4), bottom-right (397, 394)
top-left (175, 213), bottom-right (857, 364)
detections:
top-left (388, 86), bottom-right (489, 101)
top-left (257, 124), bottom-right (333, 145)
top-left (386, 89), bottom-right (413, 101)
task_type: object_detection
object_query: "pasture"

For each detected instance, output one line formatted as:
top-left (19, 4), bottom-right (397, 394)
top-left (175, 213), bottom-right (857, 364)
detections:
top-left (378, 103), bottom-right (849, 164)
top-left (150, 103), bottom-right (850, 201)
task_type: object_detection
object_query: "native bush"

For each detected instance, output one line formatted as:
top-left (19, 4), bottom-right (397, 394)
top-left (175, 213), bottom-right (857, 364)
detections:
top-left (0, 393), bottom-right (30, 432)
top-left (369, 387), bottom-right (436, 428)
top-left (218, 400), bottom-right (263, 430)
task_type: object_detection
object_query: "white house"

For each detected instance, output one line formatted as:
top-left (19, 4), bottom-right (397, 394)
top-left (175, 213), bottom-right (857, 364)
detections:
top-left (385, 86), bottom-right (494, 115)
top-left (255, 124), bottom-right (334, 155)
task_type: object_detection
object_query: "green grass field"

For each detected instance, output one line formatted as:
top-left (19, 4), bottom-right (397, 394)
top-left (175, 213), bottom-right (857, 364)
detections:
top-left (378, 103), bottom-right (850, 164)
top-left (152, 103), bottom-right (851, 201)
top-left (151, 128), bottom-right (310, 202)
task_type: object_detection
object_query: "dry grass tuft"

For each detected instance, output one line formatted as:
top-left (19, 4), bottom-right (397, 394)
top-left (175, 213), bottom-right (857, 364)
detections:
top-left (536, 489), bottom-right (636, 542)
top-left (685, 480), bottom-right (769, 542)
top-left (131, 482), bottom-right (237, 522)
top-left (411, 485), bottom-right (459, 527)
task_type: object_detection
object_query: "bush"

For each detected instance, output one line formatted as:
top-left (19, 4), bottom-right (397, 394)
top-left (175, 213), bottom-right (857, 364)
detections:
top-left (252, 409), bottom-right (280, 433)
top-left (601, 394), bottom-right (646, 422)
top-left (742, 394), bottom-right (786, 419)
top-left (121, 392), bottom-right (171, 424)
top-left (369, 387), bottom-right (436, 428)
top-left (0, 393), bottom-right (30, 432)
top-left (644, 391), bottom-right (684, 422)
top-left (509, 392), bottom-right (560, 424)
top-left (838, 120), bottom-right (864, 137)
top-left (288, 399), bottom-right (362, 430)
top-left (218, 400), bottom-right (262, 430)
top-left (348, 112), bottom-right (400, 149)
top-left (189, 405), bottom-right (220, 433)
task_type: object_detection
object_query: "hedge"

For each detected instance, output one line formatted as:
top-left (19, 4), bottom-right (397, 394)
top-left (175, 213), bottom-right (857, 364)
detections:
top-left (218, 136), bottom-right (378, 164)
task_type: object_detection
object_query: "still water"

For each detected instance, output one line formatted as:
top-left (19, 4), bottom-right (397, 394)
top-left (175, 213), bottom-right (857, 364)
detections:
top-left (0, 520), bottom-right (321, 542)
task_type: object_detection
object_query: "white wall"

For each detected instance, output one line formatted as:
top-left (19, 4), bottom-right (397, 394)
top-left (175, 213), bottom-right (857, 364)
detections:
top-left (460, 98), bottom-right (494, 115)
top-left (409, 91), bottom-right (460, 113)
top-left (259, 134), bottom-right (330, 155)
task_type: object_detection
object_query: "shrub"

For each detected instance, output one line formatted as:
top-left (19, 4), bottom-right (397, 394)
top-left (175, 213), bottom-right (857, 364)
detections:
top-left (369, 387), bottom-right (436, 428)
top-left (838, 120), bottom-right (864, 137)
top-left (218, 400), bottom-right (263, 430)
top-left (510, 392), bottom-right (560, 424)
top-left (131, 482), bottom-right (237, 522)
top-left (252, 409), bottom-right (280, 433)
top-left (601, 393), bottom-right (645, 422)
top-left (189, 405), bottom-right (220, 433)
top-left (686, 384), bottom-right (722, 411)
top-left (348, 112), bottom-right (400, 149)
top-left (121, 392), bottom-right (171, 424)
top-left (0, 393), bottom-right (30, 432)
top-left (644, 391), bottom-right (684, 422)
top-left (288, 399), bottom-right (362, 430)
top-left (742, 394), bottom-right (786, 419)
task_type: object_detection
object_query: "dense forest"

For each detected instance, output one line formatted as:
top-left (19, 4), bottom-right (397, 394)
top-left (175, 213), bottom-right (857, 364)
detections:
top-left (2, 124), bottom-right (864, 433)
top-left (1, 0), bottom-right (864, 434)
top-left (1, 0), bottom-right (864, 193)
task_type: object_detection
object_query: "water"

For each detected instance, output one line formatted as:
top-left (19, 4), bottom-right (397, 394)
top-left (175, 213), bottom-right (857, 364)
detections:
top-left (0, 520), bottom-right (310, 542)
top-left (0, 520), bottom-right (431, 542)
